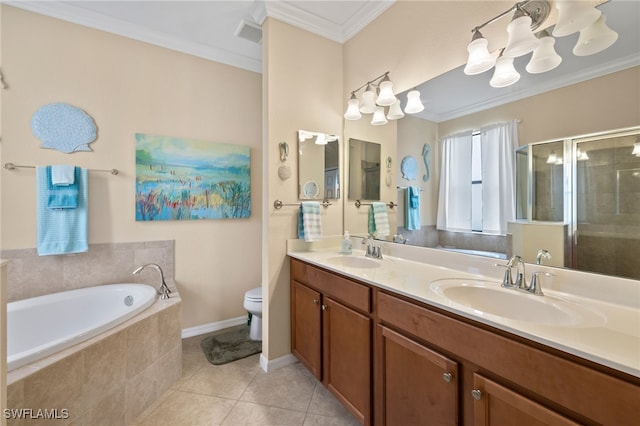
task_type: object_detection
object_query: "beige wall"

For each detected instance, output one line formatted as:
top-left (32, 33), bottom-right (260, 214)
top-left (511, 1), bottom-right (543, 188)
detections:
top-left (263, 18), bottom-right (343, 360)
top-left (439, 67), bottom-right (640, 145)
top-left (0, 6), bottom-right (262, 329)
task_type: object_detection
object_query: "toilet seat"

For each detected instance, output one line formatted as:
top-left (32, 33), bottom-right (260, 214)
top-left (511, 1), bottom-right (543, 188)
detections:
top-left (245, 287), bottom-right (262, 302)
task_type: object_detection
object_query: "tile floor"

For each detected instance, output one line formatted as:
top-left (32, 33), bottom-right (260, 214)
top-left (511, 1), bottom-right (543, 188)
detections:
top-left (134, 326), bottom-right (360, 425)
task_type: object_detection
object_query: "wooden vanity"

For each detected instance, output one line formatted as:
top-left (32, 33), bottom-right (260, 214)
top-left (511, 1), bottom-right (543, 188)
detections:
top-left (290, 257), bottom-right (640, 425)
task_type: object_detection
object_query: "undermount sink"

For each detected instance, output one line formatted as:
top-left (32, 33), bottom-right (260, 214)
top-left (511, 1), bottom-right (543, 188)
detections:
top-left (429, 279), bottom-right (606, 327)
top-left (326, 256), bottom-right (381, 269)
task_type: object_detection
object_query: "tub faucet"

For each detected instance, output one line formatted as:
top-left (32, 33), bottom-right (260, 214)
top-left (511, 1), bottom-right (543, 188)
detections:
top-left (132, 263), bottom-right (171, 299)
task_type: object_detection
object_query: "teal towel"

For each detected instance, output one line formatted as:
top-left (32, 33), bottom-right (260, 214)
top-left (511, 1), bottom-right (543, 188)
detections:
top-left (37, 166), bottom-right (88, 256)
top-left (298, 202), bottom-right (322, 242)
top-left (45, 166), bottom-right (79, 209)
top-left (406, 186), bottom-right (421, 231)
top-left (368, 202), bottom-right (390, 238)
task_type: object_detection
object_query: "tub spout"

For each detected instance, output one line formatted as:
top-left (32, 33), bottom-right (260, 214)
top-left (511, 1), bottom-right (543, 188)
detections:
top-left (132, 263), bottom-right (171, 299)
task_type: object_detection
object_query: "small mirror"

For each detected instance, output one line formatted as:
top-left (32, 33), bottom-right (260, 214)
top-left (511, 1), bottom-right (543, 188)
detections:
top-left (298, 130), bottom-right (340, 200)
top-left (348, 138), bottom-right (381, 201)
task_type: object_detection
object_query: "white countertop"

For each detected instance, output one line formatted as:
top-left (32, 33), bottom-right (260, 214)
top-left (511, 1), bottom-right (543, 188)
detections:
top-left (287, 238), bottom-right (640, 379)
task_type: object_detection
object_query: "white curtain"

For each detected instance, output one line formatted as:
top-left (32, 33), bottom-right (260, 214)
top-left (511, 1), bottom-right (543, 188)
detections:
top-left (480, 120), bottom-right (518, 234)
top-left (437, 131), bottom-right (473, 231)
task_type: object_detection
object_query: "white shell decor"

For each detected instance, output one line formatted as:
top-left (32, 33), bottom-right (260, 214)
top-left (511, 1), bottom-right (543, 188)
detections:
top-left (31, 103), bottom-right (97, 153)
top-left (278, 164), bottom-right (291, 180)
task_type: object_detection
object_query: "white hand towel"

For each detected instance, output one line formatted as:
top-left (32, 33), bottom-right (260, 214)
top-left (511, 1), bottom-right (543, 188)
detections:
top-left (51, 164), bottom-right (76, 186)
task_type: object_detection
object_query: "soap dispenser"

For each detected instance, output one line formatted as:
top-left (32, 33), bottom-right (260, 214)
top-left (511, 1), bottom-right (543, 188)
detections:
top-left (341, 231), bottom-right (353, 254)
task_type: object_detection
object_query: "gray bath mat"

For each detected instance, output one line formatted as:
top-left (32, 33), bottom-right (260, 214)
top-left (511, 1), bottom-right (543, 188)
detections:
top-left (200, 326), bottom-right (262, 365)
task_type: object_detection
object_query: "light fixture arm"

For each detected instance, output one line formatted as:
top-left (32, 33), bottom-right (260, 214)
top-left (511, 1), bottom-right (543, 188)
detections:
top-left (348, 71), bottom-right (390, 96)
top-left (471, 0), bottom-right (550, 34)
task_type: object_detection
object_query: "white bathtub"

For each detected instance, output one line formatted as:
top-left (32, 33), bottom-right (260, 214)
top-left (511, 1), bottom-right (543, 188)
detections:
top-left (7, 283), bottom-right (156, 371)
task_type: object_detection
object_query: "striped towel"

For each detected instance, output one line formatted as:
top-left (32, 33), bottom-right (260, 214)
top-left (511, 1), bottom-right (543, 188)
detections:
top-left (368, 202), bottom-right (390, 238)
top-left (298, 201), bottom-right (323, 242)
top-left (36, 166), bottom-right (88, 256)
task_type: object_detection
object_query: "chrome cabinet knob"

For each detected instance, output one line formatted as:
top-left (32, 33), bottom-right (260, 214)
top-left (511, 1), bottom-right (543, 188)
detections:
top-left (321, 304), bottom-right (327, 311)
top-left (442, 372), bottom-right (453, 383)
top-left (471, 389), bottom-right (483, 400)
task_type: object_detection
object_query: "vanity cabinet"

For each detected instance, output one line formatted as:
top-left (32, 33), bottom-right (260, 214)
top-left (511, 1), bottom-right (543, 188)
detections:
top-left (290, 259), bottom-right (372, 425)
top-left (376, 325), bottom-right (459, 425)
top-left (289, 258), bottom-right (640, 425)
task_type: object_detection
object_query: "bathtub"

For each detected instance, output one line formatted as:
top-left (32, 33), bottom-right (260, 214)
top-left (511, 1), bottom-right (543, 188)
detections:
top-left (7, 283), bottom-right (156, 371)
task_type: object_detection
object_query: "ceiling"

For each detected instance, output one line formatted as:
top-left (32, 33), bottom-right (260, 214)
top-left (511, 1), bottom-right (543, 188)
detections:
top-left (7, 1), bottom-right (640, 122)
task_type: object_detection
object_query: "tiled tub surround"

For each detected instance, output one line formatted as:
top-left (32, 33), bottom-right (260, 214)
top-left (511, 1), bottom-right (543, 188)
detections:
top-left (1, 240), bottom-right (176, 302)
top-left (2, 240), bottom-right (181, 424)
top-left (6, 295), bottom-right (182, 425)
top-left (287, 237), bottom-right (640, 378)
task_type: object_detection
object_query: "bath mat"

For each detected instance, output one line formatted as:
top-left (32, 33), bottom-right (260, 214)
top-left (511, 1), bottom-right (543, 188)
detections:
top-left (200, 326), bottom-right (261, 365)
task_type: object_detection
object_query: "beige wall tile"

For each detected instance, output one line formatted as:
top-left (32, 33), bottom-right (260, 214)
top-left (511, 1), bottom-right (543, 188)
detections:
top-left (125, 363), bottom-right (157, 425)
top-left (157, 303), bottom-right (182, 357)
top-left (83, 387), bottom-right (125, 426)
top-left (126, 316), bottom-right (158, 377)
top-left (82, 330), bottom-right (126, 410)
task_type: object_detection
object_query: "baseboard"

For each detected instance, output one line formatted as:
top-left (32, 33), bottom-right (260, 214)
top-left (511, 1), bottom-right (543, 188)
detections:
top-left (181, 316), bottom-right (247, 338)
top-left (259, 353), bottom-right (297, 372)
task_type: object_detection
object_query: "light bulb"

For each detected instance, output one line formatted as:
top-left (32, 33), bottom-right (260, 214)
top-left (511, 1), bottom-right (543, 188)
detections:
top-left (573, 15), bottom-right (618, 56)
top-left (404, 90), bottom-right (424, 114)
top-left (344, 94), bottom-right (362, 120)
top-left (490, 54), bottom-right (520, 88)
top-left (371, 107), bottom-right (388, 126)
top-left (553, 0), bottom-right (601, 37)
top-left (376, 77), bottom-right (396, 106)
top-left (526, 31), bottom-right (562, 74)
top-left (386, 98), bottom-right (404, 120)
top-left (464, 29), bottom-right (495, 75)
top-left (503, 10), bottom-right (540, 58)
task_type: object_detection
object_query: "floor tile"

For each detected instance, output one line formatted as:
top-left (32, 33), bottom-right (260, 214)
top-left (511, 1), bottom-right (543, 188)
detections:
top-left (136, 390), bottom-right (235, 426)
top-left (222, 401), bottom-right (306, 425)
top-left (303, 413), bottom-right (362, 426)
top-left (179, 355), bottom-right (261, 399)
top-left (307, 383), bottom-right (354, 419)
top-left (240, 362), bottom-right (318, 412)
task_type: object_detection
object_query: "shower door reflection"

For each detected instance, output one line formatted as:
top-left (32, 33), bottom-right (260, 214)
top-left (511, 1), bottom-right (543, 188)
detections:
top-left (575, 132), bottom-right (640, 279)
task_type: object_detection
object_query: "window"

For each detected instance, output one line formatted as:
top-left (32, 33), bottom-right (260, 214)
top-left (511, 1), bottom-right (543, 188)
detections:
top-left (471, 132), bottom-right (483, 232)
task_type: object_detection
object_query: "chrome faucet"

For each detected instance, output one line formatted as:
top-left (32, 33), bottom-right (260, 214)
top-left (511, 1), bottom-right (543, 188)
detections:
top-left (496, 255), bottom-right (549, 296)
top-left (363, 235), bottom-right (383, 259)
top-left (536, 249), bottom-right (551, 265)
top-left (132, 263), bottom-right (171, 299)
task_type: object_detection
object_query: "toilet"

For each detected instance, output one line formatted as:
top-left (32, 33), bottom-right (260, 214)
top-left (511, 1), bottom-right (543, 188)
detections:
top-left (243, 287), bottom-right (263, 341)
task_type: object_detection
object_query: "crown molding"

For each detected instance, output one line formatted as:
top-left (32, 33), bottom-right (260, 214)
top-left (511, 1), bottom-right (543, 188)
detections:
top-left (264, 0), bottom-right (395, 43)
top-left (6, 1), bottom-right (262, 73)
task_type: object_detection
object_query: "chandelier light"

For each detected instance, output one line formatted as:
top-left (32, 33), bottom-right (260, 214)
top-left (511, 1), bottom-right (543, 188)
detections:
top-left (463, 0), bottom-right (617, 89)
top-left (344, 72), bottom-right (422, 125)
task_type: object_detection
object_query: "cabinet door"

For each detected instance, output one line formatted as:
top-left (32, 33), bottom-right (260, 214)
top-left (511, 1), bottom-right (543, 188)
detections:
top-left (291, 280), bottom-right (322, 379)
top-left (472, 373), bottom-right (580, 426)
top-left (323, 296), bottom-right (371, 425)
top-left (378, 326), bottom-right (459, 426)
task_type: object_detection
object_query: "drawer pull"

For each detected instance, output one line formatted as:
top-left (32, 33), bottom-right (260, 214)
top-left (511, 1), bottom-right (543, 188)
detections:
top-left (471, 389), bottom-right (483, 400)
top-left (321, 304), bottom-right (328, 311)
top-left (442, 372), bottom-right (453, 383)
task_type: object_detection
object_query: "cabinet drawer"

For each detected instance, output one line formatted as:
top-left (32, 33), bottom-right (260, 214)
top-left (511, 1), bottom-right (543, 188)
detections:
top-left (291, 259), bottom-right (371, 313)
top-left (378, 291), bottom-right (640, 425)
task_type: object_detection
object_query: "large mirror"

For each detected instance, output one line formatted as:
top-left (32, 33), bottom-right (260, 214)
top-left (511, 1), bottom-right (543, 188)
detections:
top-left (298, 130), bottom-right (340, 200)
top-left (348, 138), bottom-right (381, 201)
top-left (344, 0), bottom-right (640, 280)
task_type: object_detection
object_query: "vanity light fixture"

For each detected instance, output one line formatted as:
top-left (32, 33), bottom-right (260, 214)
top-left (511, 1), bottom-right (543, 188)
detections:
top-left (577, 148), bottom-right (589, 161)
top-left (546, 151), bottom-right (558, 164)
top-left (464, 0), bottom-right (617, 88)
top-left (344, 71), bottom-right (423, 125)
top-left (632, 139), bottom-right (640, 157)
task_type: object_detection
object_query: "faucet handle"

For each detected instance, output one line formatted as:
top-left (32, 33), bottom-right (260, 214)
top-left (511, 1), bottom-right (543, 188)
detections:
top-left (493, 263), bottom-right (515, 288)
top-left (528, 271), bottom-right (554, 296)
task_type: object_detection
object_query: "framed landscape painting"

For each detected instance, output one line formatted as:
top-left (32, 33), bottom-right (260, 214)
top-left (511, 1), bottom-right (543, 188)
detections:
top-left (135, 133), bottom-right (251, 221)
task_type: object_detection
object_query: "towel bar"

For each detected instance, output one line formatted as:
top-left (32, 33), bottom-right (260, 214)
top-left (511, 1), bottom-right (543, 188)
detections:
top-left (273, 199), bottom-right (332, 210)
top-left (355, 200), bottom-right (397, 209)
top-left (3, 162), bottom-right (119, 175)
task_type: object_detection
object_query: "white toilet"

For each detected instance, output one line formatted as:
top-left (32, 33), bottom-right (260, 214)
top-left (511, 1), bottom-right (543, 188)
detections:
top-left (243, 287), bottom-right (263, 341)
